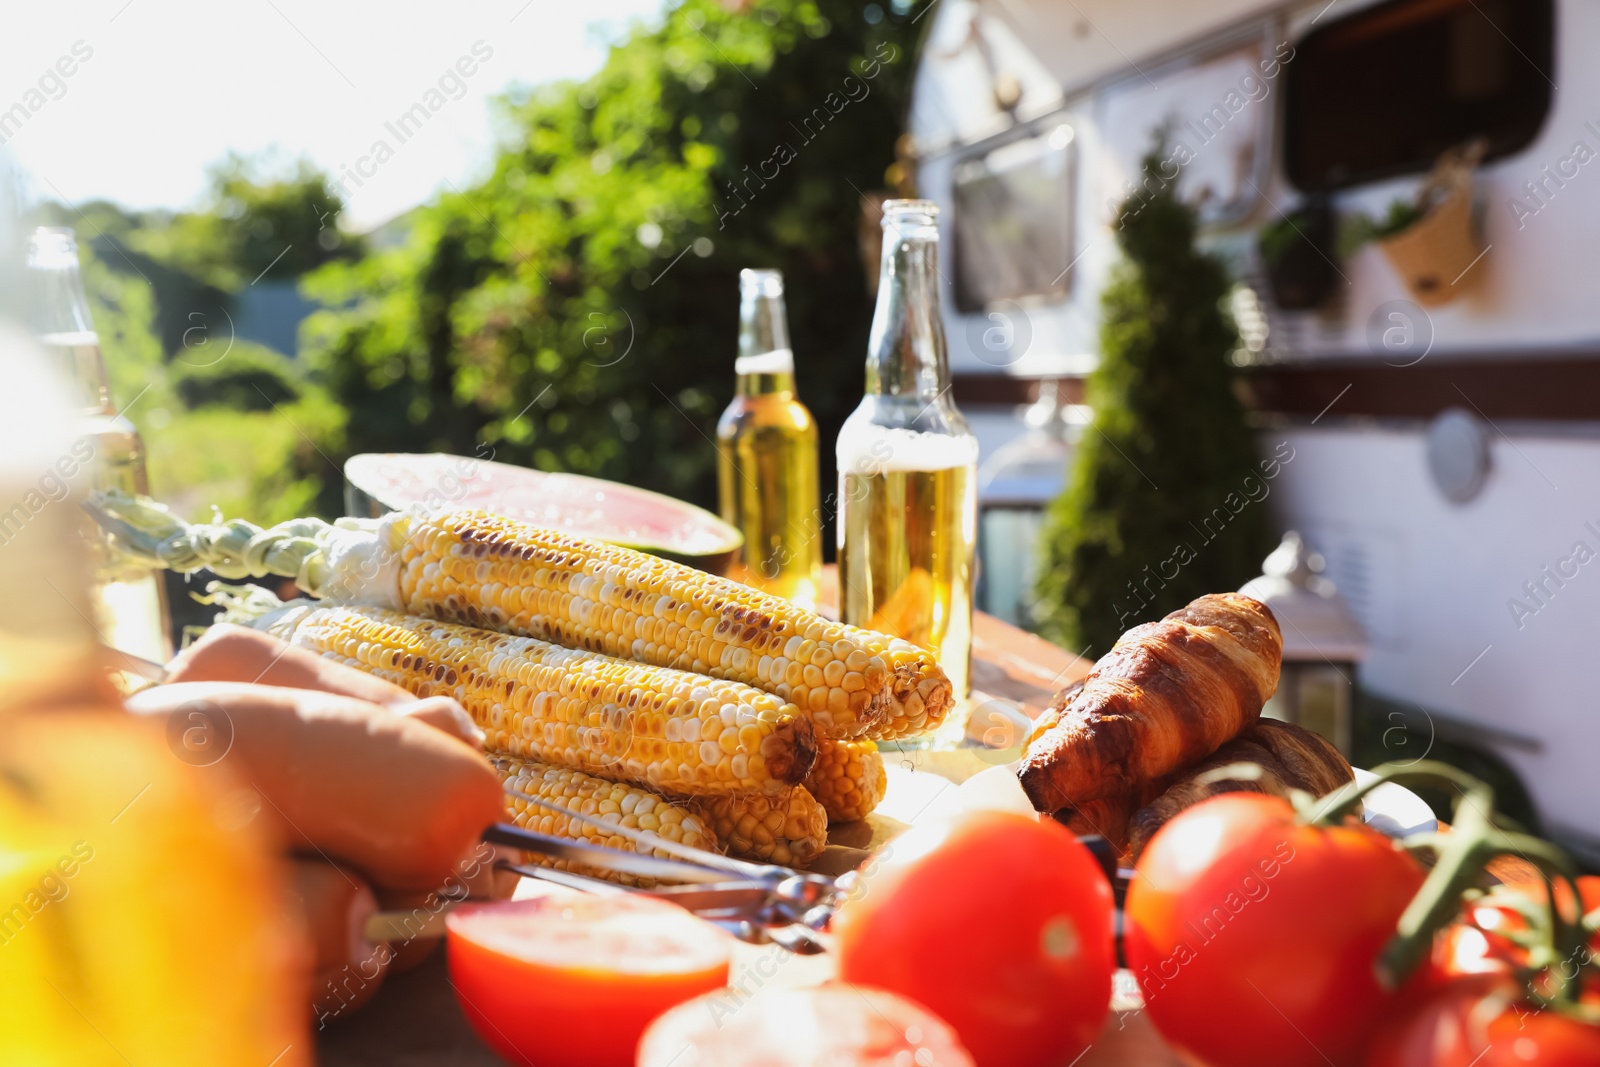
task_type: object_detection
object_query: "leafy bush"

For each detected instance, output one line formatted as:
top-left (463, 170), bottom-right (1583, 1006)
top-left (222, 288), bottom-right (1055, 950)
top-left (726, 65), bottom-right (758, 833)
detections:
top-left (170, 341), bottom-right (307, 411)
top-left (81, 250), bottom-right (344, 527)
top-left (1035, 148), bottom-right (1275, 655)
top-left (302, 0), bottom-right (924, 519)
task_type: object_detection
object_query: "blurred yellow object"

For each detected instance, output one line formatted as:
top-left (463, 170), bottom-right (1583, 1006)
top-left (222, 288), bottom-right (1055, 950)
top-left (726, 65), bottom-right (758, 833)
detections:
top-left (0, 323), bottom-right (307, 1065)
top-left (0, 713), bottom-right (308, 1067)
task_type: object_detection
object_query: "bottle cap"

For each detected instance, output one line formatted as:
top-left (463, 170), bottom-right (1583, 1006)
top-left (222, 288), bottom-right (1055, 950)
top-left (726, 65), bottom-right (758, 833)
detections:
top-left (739, 268), bottom-right (784, 297)
top-left (881, 199), bottom-right (940, 228)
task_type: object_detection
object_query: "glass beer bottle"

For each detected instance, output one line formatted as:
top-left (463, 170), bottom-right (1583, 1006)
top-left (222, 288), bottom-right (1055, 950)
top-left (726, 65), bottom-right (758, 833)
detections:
top-left (716, 269), bottom-right (822, 608)
top-left (838, 200), bottom-right (978, 702)
top-left (27, 226), bottom-right (172, 664)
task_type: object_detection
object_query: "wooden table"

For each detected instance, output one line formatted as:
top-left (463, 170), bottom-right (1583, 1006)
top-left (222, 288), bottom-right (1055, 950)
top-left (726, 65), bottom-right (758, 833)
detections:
top-left (316, 593), bottom-right (1189, 1065)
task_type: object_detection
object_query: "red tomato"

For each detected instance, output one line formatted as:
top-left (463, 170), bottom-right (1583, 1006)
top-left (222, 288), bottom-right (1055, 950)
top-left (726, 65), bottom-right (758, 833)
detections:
top-left (1367, 974), bottom-right (1600, 1066)
top-left (445, 891), bottom-right (731, 1067)
top-left (638, 984), bottom-right (977, 1067)
top-left (1437, 877), bottom-right (1600, 1001)
top-left (832, 810), bottom-right (1115, 1067)
top-left (1125, 792), bottom-right (1425, 1067)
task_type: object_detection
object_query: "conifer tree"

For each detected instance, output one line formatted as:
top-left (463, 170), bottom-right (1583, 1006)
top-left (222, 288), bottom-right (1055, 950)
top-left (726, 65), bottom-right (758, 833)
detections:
top-left (1035, 148), bottom-right (1276, 655)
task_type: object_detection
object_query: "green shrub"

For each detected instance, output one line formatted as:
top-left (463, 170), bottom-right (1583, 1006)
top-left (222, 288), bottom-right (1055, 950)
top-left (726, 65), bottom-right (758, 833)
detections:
top-left (169, 341), bottom-right (306, 410)
top-left (302, 0), bottom-right (924, 520)
top-left (1035, 148), bottom-right (1275, 656)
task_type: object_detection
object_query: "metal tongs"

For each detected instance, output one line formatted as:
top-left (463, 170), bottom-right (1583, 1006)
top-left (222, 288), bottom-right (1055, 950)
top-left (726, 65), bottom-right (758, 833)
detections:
top-left (481, 784), bottom-right (848, 954)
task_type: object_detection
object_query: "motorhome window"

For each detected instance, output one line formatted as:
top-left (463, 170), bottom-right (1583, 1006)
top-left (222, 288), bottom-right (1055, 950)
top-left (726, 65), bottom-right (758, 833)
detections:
top-left (951, 125), bottom-right (1075, 313)
top-left (1284, 0), bottom-right (1552, 191)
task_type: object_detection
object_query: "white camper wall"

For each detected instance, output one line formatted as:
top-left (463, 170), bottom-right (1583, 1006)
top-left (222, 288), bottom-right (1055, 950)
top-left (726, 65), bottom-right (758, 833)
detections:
top-left (1266, 424), bottom-right (1600, 850)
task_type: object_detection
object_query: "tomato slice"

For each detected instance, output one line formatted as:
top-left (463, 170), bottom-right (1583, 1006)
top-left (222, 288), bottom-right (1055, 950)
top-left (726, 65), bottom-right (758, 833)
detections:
top-left (1125, 792), bottom-right (1425, 1067)
top-left (832, 810), bottom-right (1115, 1067)
top-left (638, 984), bottom-right (976, 1067)
top-left (445, 891), bottom-right (731, 1067)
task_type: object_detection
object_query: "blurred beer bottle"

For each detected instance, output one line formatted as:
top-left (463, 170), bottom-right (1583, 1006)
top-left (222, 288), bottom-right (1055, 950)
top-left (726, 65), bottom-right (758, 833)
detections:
top-left (0, 324), bottom-right (306, 1063)
top-left (27, 226), bottom-right (172, 665)
top-left (716, 269), bottom-right (822, 608)
top-left (838, 200), bottom-right (978, 704)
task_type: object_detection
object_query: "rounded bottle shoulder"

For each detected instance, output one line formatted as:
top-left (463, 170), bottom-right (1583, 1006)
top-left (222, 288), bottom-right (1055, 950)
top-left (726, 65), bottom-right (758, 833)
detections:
top-left (717, 394), bottom-right (816, 438)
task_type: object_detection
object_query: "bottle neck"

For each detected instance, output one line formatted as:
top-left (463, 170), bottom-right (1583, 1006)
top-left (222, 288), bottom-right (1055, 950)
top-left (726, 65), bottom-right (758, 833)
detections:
top-left (736, 288), bottom-right (795, 398)
top-left (866, 222), bottom-right (950, 401)
top-left (42, 331), bottom-right (114, 417)
top-left (28, 241), bottom-right (113, 416)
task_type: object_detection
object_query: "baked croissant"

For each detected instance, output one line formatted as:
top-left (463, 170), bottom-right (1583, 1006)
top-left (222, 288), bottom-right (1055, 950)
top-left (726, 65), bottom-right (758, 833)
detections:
top-left (1018, 593), bottom-right (1282, 814)
top-left (1050, 788), bottom-right (1160, 855)
top-left (1126, 718), bottom-right (1355, 859)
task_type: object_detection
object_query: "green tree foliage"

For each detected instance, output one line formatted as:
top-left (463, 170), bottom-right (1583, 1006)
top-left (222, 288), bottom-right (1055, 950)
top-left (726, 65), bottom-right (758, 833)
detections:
top-left (131, 153), bottom-right (360, 291)
top-left (303, 0), bottom-right (923, 519)
top-left (41, 154), bottom-right (356, 524)
top-left (80, 252), bottom-right (345, 526)
top-left (1035, 150), bottom-right (1275, 656)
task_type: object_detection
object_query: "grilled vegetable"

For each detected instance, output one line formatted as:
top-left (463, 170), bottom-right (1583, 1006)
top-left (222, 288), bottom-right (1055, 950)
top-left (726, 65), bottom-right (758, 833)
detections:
top-left (90, 492), bottom-right (954, 740)
top-left (687, 788), bottom-right (828, 869)
top-left (248, 601), bottom-right (816, 797)
top-left (401, 511), bottom-right (949, 740)
top-left (804, 736), bottom-right (887, 823)
top-left (495, 757), bottom-right (720, 887)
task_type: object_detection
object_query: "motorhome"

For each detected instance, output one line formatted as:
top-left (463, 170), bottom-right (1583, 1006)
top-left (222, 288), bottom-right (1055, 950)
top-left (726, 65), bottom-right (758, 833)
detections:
top-left (915, 0), bottom-right (1599, 858)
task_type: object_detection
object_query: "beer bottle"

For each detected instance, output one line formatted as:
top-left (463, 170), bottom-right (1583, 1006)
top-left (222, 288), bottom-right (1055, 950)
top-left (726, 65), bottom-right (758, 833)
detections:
top-left (838, 200), bottom-right (978, 703)
top-left (26, 226), bottom-right (172, 663)
top-left (716, 269), bottom-right (822, 608)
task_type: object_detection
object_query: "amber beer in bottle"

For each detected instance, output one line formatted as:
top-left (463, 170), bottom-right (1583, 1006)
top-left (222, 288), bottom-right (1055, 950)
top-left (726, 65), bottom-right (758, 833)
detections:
top-left (838, 200), bottom-right (978, 702)
top-left (716, 269), bottom-right (822, 608)
top-left (27, 227), bottom-right (171, 663)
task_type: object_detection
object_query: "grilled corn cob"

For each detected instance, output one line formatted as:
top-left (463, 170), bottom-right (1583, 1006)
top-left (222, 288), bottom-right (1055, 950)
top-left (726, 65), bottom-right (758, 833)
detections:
top-left (803, 736), bottom-right (887, 823)
top-left (89, 493), bottom-right (953, 740)
top-left (495, 757), bottom-right (719, 887)
top-left (401, 511), bottom-right (952, 739)
top-left (687, 787), bottom-right (829, 869)
top-left (254, 602), bottom-right (816, 796)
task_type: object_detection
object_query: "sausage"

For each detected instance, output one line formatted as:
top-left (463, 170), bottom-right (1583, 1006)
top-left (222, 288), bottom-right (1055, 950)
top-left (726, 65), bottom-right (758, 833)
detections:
top-left (124, 682), bottom-right (506, 891)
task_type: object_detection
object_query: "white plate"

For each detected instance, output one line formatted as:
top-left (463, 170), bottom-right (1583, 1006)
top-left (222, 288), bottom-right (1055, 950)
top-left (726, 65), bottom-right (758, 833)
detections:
top-left (1352, 767), bottom-right (1438, 839)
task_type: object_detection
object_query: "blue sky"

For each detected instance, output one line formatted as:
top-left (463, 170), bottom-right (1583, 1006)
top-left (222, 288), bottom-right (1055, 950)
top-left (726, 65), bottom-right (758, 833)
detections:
top-left (1, 0), bottom-right (663, 229)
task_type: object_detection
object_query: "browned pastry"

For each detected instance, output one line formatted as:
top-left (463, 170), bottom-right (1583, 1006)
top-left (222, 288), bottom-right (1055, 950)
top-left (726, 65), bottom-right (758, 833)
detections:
top-left (1126, 718), bottom-right (1355, 859)
top-left (1017, 593), bottom-right (1282, 814)
top-left (1049, 785), bottom-right (1163, 856)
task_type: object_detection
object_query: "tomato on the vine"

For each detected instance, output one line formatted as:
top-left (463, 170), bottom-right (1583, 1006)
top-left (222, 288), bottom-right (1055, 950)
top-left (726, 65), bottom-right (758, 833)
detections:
top-left (1367, 973), bottom-right (1600, 1066)
top-left (1435, 876), bottom-right (1600, 1004)
top-left (833, 810), bottom-right (1115, 1067)
top-left (1125, 792), bottom-right (1425, 1067)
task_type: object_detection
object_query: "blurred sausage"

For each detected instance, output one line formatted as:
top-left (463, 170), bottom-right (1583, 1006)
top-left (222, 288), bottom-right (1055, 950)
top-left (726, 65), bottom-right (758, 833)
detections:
top-left (125, 682), bottom-right (505, 891)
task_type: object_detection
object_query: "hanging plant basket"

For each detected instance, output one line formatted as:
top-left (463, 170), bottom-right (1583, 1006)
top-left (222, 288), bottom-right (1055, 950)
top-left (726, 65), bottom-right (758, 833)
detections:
top-left (1376, 140), bottom-right (1487, 307)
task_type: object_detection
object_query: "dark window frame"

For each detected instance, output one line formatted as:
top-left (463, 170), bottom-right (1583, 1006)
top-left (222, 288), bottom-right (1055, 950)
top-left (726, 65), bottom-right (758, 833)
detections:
top-left (1283, 0), bottom-right (1555, 192)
